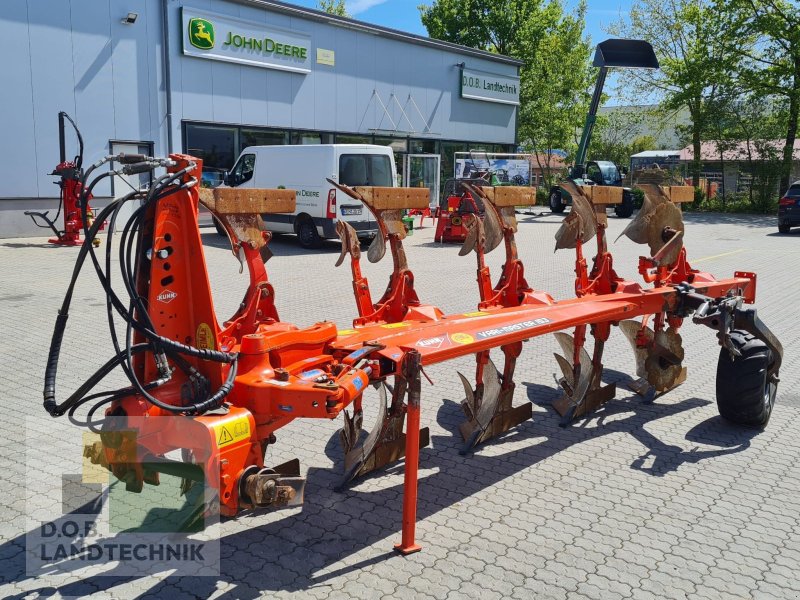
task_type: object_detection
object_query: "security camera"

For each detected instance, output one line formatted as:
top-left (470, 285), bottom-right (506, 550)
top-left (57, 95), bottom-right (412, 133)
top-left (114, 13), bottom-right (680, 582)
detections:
top-left (121, 12), bottom-right (138, 24)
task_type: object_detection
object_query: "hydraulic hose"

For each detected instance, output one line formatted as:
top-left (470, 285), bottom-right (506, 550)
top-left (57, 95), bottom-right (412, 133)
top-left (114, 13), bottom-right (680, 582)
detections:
top-left (45, 158), bottom-right (238, 418)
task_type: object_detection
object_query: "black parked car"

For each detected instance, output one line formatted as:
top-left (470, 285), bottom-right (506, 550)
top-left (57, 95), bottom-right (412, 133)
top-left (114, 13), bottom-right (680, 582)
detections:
top-left (779, 181), bottom-right (800, 233)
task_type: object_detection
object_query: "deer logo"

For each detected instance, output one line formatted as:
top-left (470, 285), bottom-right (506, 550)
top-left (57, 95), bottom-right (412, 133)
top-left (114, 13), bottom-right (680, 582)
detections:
top-left (188, 18), bottom-right (215, 50)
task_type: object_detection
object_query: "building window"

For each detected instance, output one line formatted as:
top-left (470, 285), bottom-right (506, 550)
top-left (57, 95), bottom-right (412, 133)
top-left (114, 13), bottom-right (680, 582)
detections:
top-left (374, 136), bottom-right (408, 153)
top-left (241, 128), bottom-right (286, 151)
top-left (336, 134), bottom-right (373, 144)
top-left (410, 140), bottom-right (437, 154)
top-left (440, 141), bottom-right (470, 180)
top-left (291, 131), bottom-right (323, 144)
top-left (185, 124), bottom-right (238, 171)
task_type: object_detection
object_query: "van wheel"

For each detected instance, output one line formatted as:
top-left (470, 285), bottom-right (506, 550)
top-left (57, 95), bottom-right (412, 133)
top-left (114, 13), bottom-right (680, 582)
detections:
top-left (716, 330), bottom-right (776, 428)
top-left (549, 190), bottom-right (565, 213)
top-left (213, 216), bottom-right (226, 237)
top-left (296, 216), bottom-right (322, 249)
top-left (614, 190), bottom-right (634, 218)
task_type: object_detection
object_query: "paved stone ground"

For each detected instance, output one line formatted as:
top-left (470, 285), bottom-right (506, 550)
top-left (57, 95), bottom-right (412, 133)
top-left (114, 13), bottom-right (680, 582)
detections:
top-left (1, 209), bottom-right (799, 599)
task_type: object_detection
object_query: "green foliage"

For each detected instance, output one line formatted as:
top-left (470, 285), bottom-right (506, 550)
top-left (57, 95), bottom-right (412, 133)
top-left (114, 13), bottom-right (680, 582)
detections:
top-left (317, 0), bottom-right (348, 17)
top-left (722, 0), bottom-right (800, 195)
top-left (419, 0), bottom-right (592, 189)
top-left (590, 131), bottom-right (657, 169)
top-left (609, 0), bottom-right (741, 184)
top-left (519, 1), bottom-right (593, 189)
top-left (589, 108), bottom-right (657, 167)
top-left (536, 187), bottom-right (549, 205)
top-left (693, 186), bottom-right (706, 208)
top-left (631, 187), bottom-right (645, 209)
top-left (418, 0), bottom-right (555, 55)
top-left (686, 191), bottom-right (777, 213)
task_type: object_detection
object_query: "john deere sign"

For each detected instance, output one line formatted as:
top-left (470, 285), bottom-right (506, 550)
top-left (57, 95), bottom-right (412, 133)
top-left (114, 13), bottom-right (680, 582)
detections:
top-left (460, 67), bottom-right (520, 106)
top-left (188, 18), bottom-right (215, 50)
top-left (181, 8), bottom-right (311, 74)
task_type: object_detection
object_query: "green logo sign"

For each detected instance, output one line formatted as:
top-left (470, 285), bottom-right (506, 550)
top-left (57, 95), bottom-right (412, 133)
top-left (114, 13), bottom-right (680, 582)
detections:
top-left (189, 18), bottom-right (215, 50)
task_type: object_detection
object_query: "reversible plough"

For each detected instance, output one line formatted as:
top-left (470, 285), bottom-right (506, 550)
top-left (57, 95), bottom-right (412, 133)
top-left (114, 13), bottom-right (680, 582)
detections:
top-left (44, 152), bottom-right (783, 554)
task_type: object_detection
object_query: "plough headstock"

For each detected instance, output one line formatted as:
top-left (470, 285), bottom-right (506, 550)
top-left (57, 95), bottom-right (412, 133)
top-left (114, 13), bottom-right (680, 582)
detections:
top-left (45, 152), bottom-right (783, 557)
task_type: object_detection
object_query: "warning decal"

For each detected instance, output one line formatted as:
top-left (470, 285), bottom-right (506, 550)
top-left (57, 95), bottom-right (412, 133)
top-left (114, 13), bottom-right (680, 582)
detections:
top-left (213, 415), bottom-right (251, 448)
top-left (381, 322), bottom-right (410, 329)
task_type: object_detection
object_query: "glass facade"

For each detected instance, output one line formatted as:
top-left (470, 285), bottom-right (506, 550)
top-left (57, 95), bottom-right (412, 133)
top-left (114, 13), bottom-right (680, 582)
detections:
top-left (183, 121), bottom-right (515, 191)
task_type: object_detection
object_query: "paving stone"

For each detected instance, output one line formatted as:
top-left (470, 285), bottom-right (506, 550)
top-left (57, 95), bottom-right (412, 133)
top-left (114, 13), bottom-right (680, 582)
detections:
top-left (1, 214), bottom-right (798, 599)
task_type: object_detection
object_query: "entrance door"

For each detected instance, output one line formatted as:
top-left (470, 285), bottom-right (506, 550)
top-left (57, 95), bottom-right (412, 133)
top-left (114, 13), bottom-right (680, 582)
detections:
top-left (403, 154), bottom-right (441, 208)
top-left (110, 141), bottom-right (153, 232)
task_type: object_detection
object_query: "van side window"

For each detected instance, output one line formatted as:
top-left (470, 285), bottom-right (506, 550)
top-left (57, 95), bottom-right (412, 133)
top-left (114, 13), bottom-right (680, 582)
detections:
top-left (339, 154), bottom-right (393, 187)
top-left (230, 153), bottom-right (255, 186)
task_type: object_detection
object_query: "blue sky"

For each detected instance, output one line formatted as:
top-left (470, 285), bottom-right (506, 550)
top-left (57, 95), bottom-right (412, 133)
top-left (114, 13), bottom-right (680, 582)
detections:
top-left (288, 0), bottom-right (635, 103)
top-left (288, 0), bottom-right (633, 48)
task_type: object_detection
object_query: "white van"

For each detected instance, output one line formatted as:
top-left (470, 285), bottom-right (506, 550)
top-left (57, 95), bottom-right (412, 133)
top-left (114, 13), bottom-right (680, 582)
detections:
top-left (223, 144), bottom-right (397, 247)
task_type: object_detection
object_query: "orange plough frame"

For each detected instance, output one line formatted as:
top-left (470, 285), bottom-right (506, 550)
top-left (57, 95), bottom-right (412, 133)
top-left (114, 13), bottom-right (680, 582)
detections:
top-left (43, 155), bottom-right (781, 554)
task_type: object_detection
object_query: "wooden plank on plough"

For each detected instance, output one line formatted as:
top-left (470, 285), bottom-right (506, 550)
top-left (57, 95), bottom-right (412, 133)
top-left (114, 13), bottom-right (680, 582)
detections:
top-left (43, 154), bottom-right (783, 555)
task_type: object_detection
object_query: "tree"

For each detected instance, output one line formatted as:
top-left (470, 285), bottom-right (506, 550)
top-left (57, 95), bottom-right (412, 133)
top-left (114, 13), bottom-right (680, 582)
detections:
top-left (703, 88), bottom-right (787, 211)
top-left (609, 0), bottom-right (742, 186)
top-left (589, 107), bottom-right (660, 167)
top-left (419, 0), bottom-right (558, 56)
top-left (518, 1), bottom-right (593, 188)
top-left (318, 0), bottom-right (349, 17)
top-left (723, 0), bottom-right (800, 196)
top-left (418, 0), bottom-right (593, 188)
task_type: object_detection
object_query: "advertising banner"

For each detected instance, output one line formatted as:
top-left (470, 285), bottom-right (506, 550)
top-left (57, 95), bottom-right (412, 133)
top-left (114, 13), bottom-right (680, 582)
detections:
top-left (182, 7), bottom-right (311, 74)
top-left (454, 154), bottom-right (531, 186)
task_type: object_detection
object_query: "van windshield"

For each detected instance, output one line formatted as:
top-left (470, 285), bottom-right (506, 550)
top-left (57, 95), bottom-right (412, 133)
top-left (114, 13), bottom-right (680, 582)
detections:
top-left (339, 154), bottom-right (393, 187)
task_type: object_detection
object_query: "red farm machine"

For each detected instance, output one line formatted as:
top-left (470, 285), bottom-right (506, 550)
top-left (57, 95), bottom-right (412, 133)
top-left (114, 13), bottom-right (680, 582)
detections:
top-left (435, 150), bottom-right (534, 243)
top-left (25, 112), bottom-right (103, 246)
top-left (42, 129), bottom-right (781, 555)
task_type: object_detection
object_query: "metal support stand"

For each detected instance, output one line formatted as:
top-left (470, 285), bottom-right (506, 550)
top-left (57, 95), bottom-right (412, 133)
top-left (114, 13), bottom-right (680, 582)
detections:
top-left (395, 350), bottom-right (423, 555)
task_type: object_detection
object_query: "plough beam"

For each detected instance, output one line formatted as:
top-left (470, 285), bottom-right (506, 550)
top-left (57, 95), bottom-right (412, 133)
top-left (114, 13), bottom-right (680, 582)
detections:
top-left (42, 149), bottom-right (783, 556)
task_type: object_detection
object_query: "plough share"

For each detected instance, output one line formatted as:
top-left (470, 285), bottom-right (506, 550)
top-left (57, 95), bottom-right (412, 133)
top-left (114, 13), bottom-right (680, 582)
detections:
top-left (43, 152), bottom-right (782, 554)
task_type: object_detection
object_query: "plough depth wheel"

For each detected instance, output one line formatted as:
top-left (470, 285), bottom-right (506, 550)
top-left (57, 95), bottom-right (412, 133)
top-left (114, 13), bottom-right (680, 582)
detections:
top-left (716, 330), bottom-right (777, 427)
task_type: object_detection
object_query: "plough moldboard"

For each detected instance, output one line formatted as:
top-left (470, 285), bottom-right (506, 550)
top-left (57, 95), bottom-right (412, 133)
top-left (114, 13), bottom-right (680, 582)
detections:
top-left (43, 153), bottom-right (783, 554)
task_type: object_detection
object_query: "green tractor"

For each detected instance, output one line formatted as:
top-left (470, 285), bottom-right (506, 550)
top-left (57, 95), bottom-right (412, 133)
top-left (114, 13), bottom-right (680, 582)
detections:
top-left (549, 39), bottom-right (659, 219)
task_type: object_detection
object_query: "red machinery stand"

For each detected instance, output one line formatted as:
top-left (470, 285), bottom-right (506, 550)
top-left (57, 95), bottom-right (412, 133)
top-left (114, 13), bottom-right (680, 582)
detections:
top-left (24, 112), bottom-right (103, 246)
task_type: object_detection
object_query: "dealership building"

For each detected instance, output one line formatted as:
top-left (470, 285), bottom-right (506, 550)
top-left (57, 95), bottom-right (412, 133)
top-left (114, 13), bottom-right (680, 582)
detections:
top-left (1, 0), bottom-right (521, 237)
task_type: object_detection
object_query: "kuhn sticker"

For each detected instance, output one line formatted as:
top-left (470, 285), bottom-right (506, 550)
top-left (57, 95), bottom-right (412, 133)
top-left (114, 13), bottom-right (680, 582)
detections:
top-left (476, 318), bottom-right (551, 340)
top-left (416, 335), bottom-right (450, 349)
top-left (156, 289), bottom-right (177, 304)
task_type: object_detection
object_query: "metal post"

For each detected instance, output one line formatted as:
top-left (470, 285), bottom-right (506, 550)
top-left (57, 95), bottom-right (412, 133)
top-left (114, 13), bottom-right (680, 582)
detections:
top-left (58, 111), bottom-right (66, 164)
top-left (395, 350), bottom-right (423, 555)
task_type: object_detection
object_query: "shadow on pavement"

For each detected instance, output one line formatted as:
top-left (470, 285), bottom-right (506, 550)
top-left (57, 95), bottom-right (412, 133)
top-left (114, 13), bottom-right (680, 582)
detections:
top-left (2, 380), bottom-right (764, 598)
top-left (683, 212), bottom-right (776, 229)
top-left (200, 230), bottom-right (353, 258)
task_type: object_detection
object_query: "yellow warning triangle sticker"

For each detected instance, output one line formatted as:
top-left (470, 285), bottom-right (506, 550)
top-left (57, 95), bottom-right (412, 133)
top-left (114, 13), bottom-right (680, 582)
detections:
top-left (218, 426), bottom-right (234, 446)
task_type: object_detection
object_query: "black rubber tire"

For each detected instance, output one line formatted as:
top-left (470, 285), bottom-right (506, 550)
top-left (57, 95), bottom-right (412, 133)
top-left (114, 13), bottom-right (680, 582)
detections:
top-left (614, 190), bottom-right (634, 218)
top-left (778, 223), bottom-right (791, 234)
top-left (716, 330), bottom-right (776, 428)
top-left (549, 190), bottom-right (565, 214)
top-left (213, 216), bottom-right (226, 237)
top-left (296, 216), bottom-right (322, 249)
